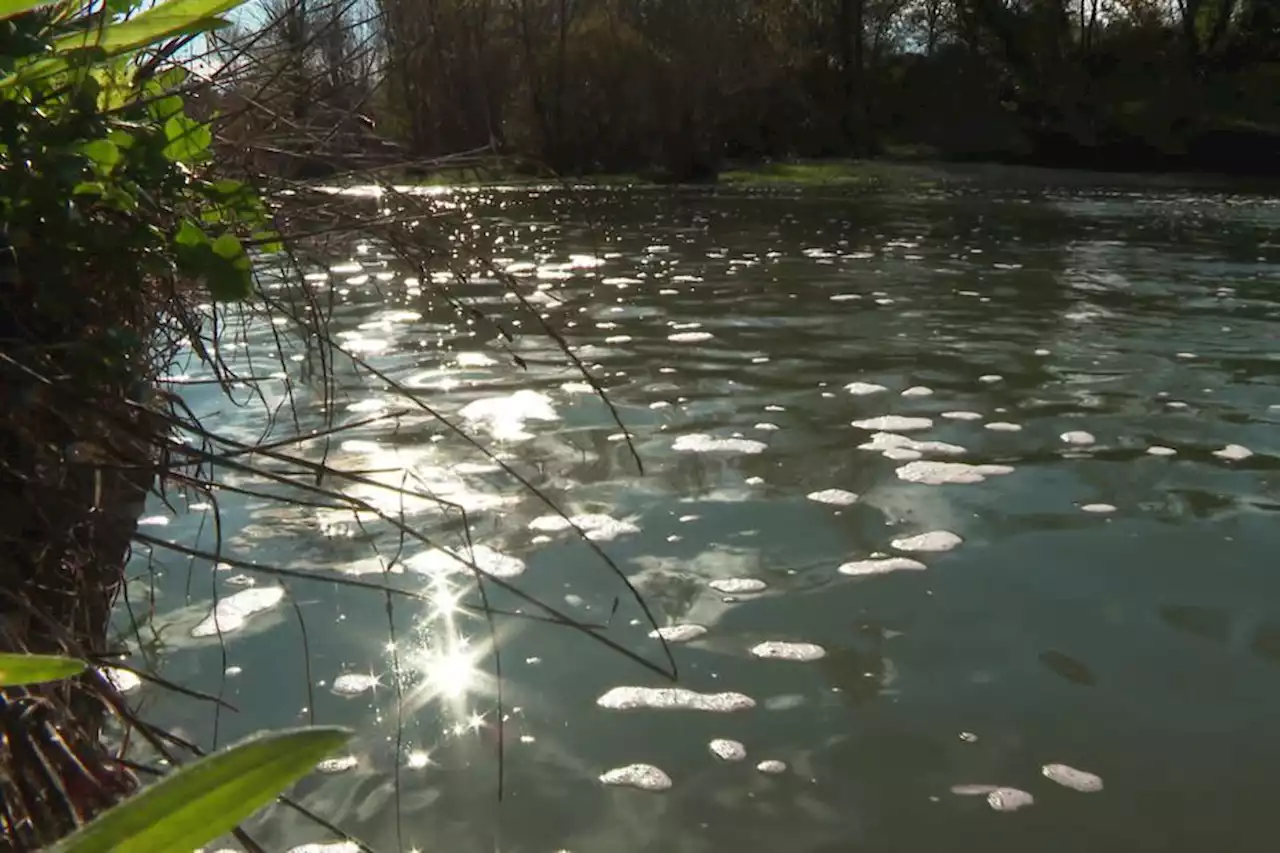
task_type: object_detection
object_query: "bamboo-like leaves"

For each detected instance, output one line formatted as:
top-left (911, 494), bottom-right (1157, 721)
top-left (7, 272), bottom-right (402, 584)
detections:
top-left (0, 0), bottom-right (239, 91)
top-left (0, 652), bottom-right (85, 686)
top-left (49, 727), bottom-right (352, 853)
top-left (50, 0), bottom-right (241, 56)
top-left (0, 0), bottom-right (57, 20)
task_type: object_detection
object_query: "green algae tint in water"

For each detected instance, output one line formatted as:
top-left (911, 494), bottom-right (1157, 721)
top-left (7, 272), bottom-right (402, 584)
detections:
top-left (127, 171), bottom-right (1280, 853)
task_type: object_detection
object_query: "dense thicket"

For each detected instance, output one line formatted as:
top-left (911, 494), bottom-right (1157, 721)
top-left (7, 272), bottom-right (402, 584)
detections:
top-left (223, 0), bottom-right (1280, 177)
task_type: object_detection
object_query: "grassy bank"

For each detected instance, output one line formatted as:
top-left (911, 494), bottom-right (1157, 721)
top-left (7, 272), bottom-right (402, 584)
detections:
top-left (717, 159), bottom-right (943, 188)
top-left (400, 158), bottom-right (944, 189)
top-left (408, 165), bottom-right (644, 186)
top-left (396, 156), bottom-right (1272, 193)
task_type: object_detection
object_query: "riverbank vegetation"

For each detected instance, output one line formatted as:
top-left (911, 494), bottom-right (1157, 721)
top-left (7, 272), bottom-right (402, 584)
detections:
top-left (0, 0), bottom-right (275, 843)
top-left (214, 0), bottom-right (1280, 182)
top-left (1, 0), bottom-right (664, 848)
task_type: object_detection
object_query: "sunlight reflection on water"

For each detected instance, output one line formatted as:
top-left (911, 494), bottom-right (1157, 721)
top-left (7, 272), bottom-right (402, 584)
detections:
top-left (127, 177), bottom-right (1280, 853)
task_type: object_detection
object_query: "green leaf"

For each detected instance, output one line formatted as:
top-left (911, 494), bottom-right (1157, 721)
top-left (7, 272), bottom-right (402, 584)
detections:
top-left (210, 232), bottom-right (242, 260)
top-left (91, 60), bottom-right (137, 111)
top-left (103, 184), bottom-right (138, 211)
top-left (150, 65), bottom-right (188, 92)
top-left (0, 0), bottom-right (57, 20)
top-left (106, 0), bottom-right (148, 14)
top-left (80, 138), bottom-right (120, 169)
top-left (60, 44), bottom-right (109, 68)
top-left (145, 94), bottom-right (184, 123)
top-left (106, 127), bottom-right (135, 149)
top-left (173, 218), bottom-right (207, 248)
top-left (207, 178), bottom-right (249, 198)
top-left (173, 223), bottom-right (254, 302)
top-left (160, 112), bottom-right (210, 163)
top-left (50, 0), bottom-right (242, 57)
top-left (206, 232), bottom-right (253, 301)
top-left (48, 727), bottom-right (351, 853)
top-left (0, 652), bottom-right (85, 686)
top-left (0, 0), bottom-right (241, 91)
top-left (250, 230), bottom-right (283, 254)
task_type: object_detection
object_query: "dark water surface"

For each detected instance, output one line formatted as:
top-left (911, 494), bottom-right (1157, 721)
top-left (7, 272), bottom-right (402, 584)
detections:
top-left (126, 173), bottom-right (1280, 853)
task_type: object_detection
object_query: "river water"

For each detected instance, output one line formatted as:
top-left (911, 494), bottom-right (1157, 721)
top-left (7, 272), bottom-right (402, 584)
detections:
top-left (126, 169), bottom-right (1280, 853)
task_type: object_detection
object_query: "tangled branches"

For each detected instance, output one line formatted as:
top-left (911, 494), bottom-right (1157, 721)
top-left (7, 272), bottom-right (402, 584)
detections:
top-left (0, 1), bottom-right (662, 849)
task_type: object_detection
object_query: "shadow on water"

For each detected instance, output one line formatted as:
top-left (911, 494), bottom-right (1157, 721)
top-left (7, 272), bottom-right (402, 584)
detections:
top-left (120, 172), bottom-right (1280, 852)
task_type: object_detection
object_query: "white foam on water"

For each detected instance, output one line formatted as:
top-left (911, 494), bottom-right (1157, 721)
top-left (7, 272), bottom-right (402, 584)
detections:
top-left (561, 381), bottom-right (595, 394)
top-left (316, 755), bottom-right (360, 774)
top-left (1060, 430), bottom-right (1096, 446)
top-left (851, 415), bottom-right (934, 432)
top-left (528, 513), bottom-right (640, 542)
top-left (901, 386), bottom-right (934, 397)
top-left (859, 432), bottom-right (966, 459)
top-left (1042, 763), bottom-right (1104, 792)
top-left (755, 422), bottom-right (780, 431)
top-left (750, 641), bottom-right (827, 662)
top-left (1146, 445), bottom-right (1178, 456)
top-left (844, 381), bottom-right (888, 395)
top-left (979, 374), bottom-right (1003, 383)
top-left (756, 760), bottom-right (788, 775)
top-left (102, 667), bottom-right (141, 693)
top-left (1213, 443), bottom-right (1253, 461)
top-left (455, 352), bottom-right (497, 368)
top-left (987, 788), bottom-right (1035, 812)
top-left (941, 411), bottom-right (983, 421)
top-left (950, 783), bottom-right (999, 796)
top-left (709, 577), bottom-right (767, 593)
top-left (985, 421), bottom-right (1022, 432)
top-left (331, 673), bottom-right (379, 696)
top-left (673, 433), bottom-right (768, 454)
top-left (709, 739), bottom-right (747, 761)
top-left (606, 334), bottom-right (633, 344)
top-left (404, 544), bottom-right (526, 578)
top-left (1034, 348), bottom-right (1051, 356)
top-left (597, 686), bottom-right (756, 712)
top-left (288, 843), bottom-right (361, 853)
top-left (649, 624), bottom-right (708, 643)
top-left (1080, 503), bottom-right (1117, 513)
top-left (896, 460), bottom-right (1014, 485)
top-left (191, 586), bottom-right (286, 639)
top-left (892, 530), bottom-right (963, 552)
top-left (458, 390), bottom-right (558, 441)
top-left (838, 556), bottom-right (927, 576)
top-left (669, 331), bottom-right (714, 343)
top-left (807, 488), bottom-right (859, 505)
top-left (600, 763), bottom-right (673, 791)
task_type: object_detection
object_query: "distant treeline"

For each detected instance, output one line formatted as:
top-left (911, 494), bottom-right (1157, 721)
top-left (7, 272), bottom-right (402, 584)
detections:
top-left (210, 0), bottom-right (1280, 179)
